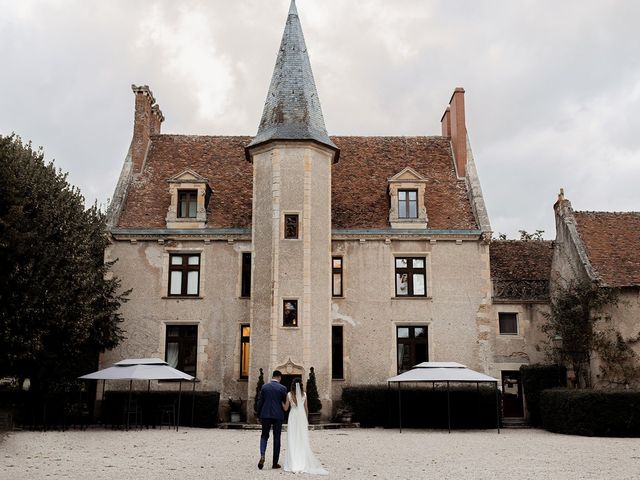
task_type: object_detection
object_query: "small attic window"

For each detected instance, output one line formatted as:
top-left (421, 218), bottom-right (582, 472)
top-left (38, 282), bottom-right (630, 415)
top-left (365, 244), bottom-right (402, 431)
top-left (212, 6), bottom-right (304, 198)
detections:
top-left (165, 169), bottom-right (212, 228)
top-left (178, 190), bottom-right (198, 218)
top-left (388, 167), bottom-right (428, 229)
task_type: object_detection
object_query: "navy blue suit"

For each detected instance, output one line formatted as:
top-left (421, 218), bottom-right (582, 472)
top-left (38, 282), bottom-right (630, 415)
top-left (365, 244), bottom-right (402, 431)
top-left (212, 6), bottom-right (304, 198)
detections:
top-left (257, 380), bottom-right (287, 464)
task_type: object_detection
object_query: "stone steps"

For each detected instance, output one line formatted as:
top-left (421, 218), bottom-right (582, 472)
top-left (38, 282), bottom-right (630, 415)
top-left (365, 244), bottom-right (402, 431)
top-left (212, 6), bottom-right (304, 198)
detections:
top-left (218, 422), bottom-right (359, 431)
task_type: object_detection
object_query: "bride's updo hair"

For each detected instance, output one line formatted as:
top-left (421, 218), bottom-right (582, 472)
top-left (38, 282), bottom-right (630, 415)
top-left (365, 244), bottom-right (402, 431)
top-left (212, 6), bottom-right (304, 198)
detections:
top-left (291, 377), bottom-right (304, 394)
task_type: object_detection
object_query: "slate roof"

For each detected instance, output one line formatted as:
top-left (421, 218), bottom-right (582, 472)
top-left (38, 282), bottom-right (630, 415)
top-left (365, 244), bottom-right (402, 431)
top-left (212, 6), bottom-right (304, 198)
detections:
top-left (573, 211), bottom-right (640, 287)
top-left (246, 0), bottom-right (336, 154)
top-left (115, 135), bottom-right (478, 231)
top-left (490, 240), bottom-right (553, 281)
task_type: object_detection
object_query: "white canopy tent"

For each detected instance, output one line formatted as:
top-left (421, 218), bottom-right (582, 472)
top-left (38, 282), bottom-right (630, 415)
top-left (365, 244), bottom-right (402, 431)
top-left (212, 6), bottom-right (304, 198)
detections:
top-left (387, 362), bottom-right (501, 433)
top-left (79, 358), bottom-right (195, 431)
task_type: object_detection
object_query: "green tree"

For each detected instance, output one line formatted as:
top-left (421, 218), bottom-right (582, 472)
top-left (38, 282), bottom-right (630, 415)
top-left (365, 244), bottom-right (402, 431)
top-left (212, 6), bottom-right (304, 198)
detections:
top-left (542, 279), bottom-right (619, 388)
top-left (0, 134), bottom-right (128, 391)
top-left (305, 366), bottom-right (322, 413)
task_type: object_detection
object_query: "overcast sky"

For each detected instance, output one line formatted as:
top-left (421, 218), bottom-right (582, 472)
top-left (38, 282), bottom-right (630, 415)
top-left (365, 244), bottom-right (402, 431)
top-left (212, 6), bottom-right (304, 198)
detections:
top-left (2, 0), bottom-right (639, 238)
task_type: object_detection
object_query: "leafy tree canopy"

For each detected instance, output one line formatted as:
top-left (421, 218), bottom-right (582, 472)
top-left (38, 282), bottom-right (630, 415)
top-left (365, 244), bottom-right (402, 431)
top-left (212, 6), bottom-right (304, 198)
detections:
top-left (0, 134), bottom-right (128, 391)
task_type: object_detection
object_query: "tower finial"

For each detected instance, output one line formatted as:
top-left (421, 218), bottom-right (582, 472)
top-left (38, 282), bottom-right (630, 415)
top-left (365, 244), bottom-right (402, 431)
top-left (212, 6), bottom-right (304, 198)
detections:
top-left (289, 0), bottom-right (298, 16)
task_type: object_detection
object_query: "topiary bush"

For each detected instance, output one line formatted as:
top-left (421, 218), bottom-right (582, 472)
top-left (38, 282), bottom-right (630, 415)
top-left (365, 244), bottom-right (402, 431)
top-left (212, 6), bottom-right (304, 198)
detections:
top-left (520, 364), bottom-right (566, 426)
top-left (306, 367), bottom-right (322, 414)
top-left (541, 388), bottom-right (640, 437)
top-left (342, 384), bottom-right (500, 429)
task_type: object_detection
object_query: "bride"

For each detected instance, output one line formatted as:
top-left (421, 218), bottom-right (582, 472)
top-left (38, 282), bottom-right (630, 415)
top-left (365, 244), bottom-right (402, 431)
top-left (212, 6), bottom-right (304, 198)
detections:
top-left (282, 378), bottom-right (328, 475)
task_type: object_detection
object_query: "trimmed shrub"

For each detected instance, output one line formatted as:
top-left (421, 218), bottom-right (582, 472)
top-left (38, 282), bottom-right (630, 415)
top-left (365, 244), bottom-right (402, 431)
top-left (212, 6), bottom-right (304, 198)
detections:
top-left (102, 390), bottom-right (220, 428)
top-left (0, 389), bottom-right (93, 429)
top-left (343, 385), bottom-right (500, 429)
top-left (520, 364), bottom-right (566, 426)
top-left (541, 389), bottom-right (640, 437)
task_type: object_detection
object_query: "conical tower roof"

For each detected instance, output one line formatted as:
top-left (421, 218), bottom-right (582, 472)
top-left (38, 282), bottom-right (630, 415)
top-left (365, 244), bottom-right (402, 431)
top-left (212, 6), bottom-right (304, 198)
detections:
top-left (246, 0), bottom-right (338, 160)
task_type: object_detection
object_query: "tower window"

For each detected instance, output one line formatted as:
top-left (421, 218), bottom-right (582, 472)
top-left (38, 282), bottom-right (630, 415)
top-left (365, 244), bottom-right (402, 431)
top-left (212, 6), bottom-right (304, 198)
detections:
top-left (283, 300), bottom-right (298, 327)
top-left (284, 214), bottom-right (299, 239)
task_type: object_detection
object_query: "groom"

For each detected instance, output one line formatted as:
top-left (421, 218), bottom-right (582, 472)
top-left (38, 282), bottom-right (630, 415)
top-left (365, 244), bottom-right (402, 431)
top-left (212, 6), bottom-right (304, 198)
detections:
top-left (256, 369), bottom-right (287, 470)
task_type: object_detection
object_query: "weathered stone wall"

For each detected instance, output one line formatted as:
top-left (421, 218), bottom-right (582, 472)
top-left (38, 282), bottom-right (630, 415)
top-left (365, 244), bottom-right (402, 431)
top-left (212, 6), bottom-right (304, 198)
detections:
top-left (329, 237), bottom-right (493, 401)
top-left (102, 239), bottom-right (251, 407)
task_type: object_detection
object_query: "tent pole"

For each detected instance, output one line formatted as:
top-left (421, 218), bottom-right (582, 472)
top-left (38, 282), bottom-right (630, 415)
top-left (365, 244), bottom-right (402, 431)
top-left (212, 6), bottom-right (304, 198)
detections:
top-left (191, 380), bottom-right (196, 427)
top-left (398, 382), bottom-right (402, 433)
top-left (447, 381), bottom-right (451, 434)
top-left (176, 380), bottom-right (182, 432)
top-left (127, 380), bottom-right (133, 431)
top-left (495, 382), bottom-right (500, 434)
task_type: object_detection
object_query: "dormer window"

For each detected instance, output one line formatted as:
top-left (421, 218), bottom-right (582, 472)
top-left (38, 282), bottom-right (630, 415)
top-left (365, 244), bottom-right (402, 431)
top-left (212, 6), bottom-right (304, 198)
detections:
top-left (398, 189), bottom-right (418, 219)
top-left (178, 190), bottom-right (198, 218)
top-left (388, 167), bottom-right (428, 229)
top-left (165, 170), bottom-right (212, 228)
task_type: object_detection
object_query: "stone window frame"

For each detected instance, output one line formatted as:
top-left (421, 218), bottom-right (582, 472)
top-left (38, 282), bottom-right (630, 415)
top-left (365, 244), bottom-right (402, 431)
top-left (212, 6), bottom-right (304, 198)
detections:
top-left (282, 298), bottom-right (300, 328)
top-left (498, 312), bottom-right (519, 336)
top-left (332, 256), bottom-right (344, 297)
top-left (332, 324), bottom-right (344, 380)
top-left (388, 167), bottom-right (428, 229)
top-left (240, 251), bottom-right (252, 298)
top-left (395, 324), bottom-right (429, 374)
top-left (166, 169), bottom-right (212, 229)
top-left (391, 254), bottom-right (431, 299)
top-left (164, 323), bottom-right (198, 377)
top-left (162, 247), bottom-right (205, 298)
top-left (240, 324), bottom-right (251, 380)
top-left (282, 212), bottom-right (301, 240)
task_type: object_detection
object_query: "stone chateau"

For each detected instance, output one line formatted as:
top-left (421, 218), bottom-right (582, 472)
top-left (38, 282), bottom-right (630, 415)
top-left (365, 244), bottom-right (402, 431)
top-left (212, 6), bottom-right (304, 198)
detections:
top-left (103, 1), bottom-right (640, 421)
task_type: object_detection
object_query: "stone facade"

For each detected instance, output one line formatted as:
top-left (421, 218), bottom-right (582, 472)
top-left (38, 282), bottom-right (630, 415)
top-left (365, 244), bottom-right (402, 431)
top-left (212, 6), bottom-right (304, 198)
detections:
top-left (100, 2), bottom-right (639, 424)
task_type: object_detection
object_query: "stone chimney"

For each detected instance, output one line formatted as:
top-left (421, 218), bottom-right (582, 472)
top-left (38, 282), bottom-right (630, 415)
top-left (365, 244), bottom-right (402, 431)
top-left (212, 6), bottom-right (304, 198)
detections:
top-left (441, 87), bottom-right (467, 177)
top-left (131, 85), bottom-right (163, 173)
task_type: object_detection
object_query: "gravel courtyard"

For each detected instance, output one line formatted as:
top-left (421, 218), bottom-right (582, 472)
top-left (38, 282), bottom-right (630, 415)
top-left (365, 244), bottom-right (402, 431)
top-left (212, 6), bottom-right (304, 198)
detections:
top-left (2, 427), bottom-right (639, 479)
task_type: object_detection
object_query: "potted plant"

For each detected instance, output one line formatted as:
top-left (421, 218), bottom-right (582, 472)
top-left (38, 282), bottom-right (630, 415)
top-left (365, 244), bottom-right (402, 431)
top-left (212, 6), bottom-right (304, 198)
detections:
top-left (229, 398), bottom-right (242, 423)
top-left (335, 404), bottom-right (353, 424)
top-left (306, 367), bottom-right (322, 424)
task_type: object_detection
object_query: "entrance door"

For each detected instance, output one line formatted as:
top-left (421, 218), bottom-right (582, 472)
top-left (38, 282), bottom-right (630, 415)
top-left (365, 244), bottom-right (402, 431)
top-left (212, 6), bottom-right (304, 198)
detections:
top-left (501, 370), bottom-right (524, 418)
top-left (280, 375), bottom-right (302, 394)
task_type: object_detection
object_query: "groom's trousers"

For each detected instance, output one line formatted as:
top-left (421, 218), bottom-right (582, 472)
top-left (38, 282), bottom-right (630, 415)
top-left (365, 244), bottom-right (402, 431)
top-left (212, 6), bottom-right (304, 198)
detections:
top-left (260, 418), bottom-right (283, 464)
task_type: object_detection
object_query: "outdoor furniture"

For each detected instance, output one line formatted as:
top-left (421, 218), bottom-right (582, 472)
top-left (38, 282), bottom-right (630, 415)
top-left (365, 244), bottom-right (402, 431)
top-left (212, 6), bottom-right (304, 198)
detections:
top-left (79, 358), bottom-right (196, 431)
top-left (388, 362), bottom-right (501, 433)
top-left (158, 403), bottom-right (176, 429)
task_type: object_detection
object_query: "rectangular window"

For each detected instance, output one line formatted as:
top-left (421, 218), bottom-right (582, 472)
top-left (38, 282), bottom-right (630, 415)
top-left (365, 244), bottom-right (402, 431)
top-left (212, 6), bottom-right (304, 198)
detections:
top-left (165, 325), bottom-right (198, 376)
top-left (240, 325), bottom-right (250, 379)
top-left (396, 325), bottom-right (428, 373)
top-left (284, 214), bottom-right (299, 239)
top-left (499, 312), bottom-right (518, 335)
top-left (332, 325), bottom-right (344, 379)
top-left (168, 254), bottom-right (201, 296)
top-left (283, 299), bottom-right (298, 327)
top-left (395, 257), bottom-right (426, 297)
top-left (178, 190), bottom-right (198, 218)
top-left (398, 189), bottom-right (418, 219)
top-left (332, 257), bottom-right (343, 297)
top-left (241, 252), bottom-right (251, 298)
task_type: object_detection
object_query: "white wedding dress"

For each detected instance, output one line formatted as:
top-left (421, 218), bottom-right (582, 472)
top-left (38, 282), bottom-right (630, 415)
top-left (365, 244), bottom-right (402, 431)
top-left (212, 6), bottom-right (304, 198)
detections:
top-left (284, 384), bottom-right (328, 475)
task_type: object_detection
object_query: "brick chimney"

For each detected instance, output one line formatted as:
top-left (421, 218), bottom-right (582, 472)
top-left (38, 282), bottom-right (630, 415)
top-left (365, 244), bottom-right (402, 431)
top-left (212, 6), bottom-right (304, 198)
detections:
top-left (441, 87), bottom-right (467, 177)
top-left (131, 85), bottom-right (163, 173)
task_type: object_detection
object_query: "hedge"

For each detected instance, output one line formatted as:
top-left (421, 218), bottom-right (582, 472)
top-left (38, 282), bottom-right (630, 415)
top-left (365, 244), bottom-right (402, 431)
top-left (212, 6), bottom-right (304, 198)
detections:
top-left (342, 385), bottom-right (500, 429)
top-left (541, 389), bottom-right (640, 437)
top-left (520, 364), bottom-right (566, 426)
top-left (102, 391), bottom-right (220, 428)
top-left (0, 390), bottom-right (93, 429)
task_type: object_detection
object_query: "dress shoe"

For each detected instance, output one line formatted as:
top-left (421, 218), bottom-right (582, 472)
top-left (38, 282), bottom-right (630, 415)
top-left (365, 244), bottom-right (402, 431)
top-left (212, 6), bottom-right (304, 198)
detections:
top-left (272, 464), bottom-right (281, 469)
top-left (258, 457), bottom-right (265, 470)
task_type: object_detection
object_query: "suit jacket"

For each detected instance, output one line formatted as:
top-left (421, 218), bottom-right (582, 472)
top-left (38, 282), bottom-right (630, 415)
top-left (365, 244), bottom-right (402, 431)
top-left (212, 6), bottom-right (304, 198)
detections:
top-left (257, 380), bottom-right (287, 421)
